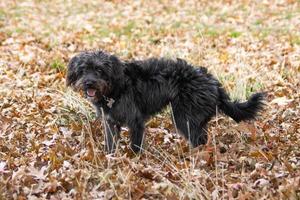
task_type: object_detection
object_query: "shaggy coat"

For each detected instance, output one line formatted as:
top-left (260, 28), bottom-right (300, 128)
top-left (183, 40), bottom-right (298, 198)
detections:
top-left (66, 51), bottom-right (264, 153)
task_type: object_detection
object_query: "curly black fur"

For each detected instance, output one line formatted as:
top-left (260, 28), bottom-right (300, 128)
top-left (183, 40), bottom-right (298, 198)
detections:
top-left (67, 50), bottom-right (265, 153)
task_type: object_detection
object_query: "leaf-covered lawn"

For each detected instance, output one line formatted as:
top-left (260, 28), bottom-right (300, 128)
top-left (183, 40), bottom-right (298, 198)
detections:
top-left (0, 0), bottom-right (299, 199)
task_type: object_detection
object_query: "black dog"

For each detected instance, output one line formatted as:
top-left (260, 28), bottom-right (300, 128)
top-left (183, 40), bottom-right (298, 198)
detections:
top-left (66, 51), bottom-right (264, 153)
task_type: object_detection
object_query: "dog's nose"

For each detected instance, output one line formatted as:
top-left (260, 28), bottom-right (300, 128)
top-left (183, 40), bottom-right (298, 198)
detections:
top-left (85, 80), bottom-right (95, 87)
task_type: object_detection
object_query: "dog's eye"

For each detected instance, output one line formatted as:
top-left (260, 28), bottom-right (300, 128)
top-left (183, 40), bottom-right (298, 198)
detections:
top-left (97, 69), bottom-right (103, 75)
top-left (77, 68), bottom-right (84, 75)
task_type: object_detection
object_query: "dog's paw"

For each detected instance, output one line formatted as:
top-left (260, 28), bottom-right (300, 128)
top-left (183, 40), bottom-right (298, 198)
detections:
top-left (130, 144), bottom-right (143, 154)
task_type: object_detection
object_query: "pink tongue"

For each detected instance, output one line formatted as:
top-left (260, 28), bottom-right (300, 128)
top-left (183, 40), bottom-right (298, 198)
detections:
top-left (87, 89), bottom-right (96, 97)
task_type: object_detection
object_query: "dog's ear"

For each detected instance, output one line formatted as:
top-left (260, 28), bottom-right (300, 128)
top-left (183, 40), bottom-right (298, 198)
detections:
top-left (110, 55), bottom-right (125, 84)
top-left (66, 56), bottom-right (80, 87)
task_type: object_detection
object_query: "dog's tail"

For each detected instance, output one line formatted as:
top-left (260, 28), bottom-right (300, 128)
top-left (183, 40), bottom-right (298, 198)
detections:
top-left (218, 87), bottom-right (265, 123)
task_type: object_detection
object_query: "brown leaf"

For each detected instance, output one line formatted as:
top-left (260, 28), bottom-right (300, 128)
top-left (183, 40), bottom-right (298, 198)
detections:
top-left (131, 183), bottom-right (145, 200)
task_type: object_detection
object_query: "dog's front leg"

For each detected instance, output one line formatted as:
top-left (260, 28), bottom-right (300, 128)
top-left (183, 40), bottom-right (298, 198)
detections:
top-left (128, 119), bottom-right (145, 153)
top-left (103, 116), bottom-right (120, 154)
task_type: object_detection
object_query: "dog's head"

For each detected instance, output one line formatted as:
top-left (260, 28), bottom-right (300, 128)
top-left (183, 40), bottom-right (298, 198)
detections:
top-left (66, 51), bottom-right (124, 103)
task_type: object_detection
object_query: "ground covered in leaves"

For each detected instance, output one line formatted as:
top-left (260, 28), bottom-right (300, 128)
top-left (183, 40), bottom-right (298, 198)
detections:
top-left (0, 0), bottom-right (299, 199)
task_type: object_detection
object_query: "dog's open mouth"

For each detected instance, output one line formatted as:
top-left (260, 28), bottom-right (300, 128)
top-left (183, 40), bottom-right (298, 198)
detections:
top-left (86, 88), bottom-right (97, 97)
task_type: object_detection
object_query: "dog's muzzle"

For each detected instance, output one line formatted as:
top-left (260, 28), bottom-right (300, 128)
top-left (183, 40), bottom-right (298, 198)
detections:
top-left (86, 88), bottom-right (97, 97)
top-left (84, 80), bottom-right (98, 99)
top-left (83, 79), bottom-right (109, 102)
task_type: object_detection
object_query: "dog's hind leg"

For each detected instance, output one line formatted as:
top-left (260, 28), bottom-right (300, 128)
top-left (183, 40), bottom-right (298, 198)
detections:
top-left (128, 117), bottom-right (145, 153)
top-left (172, 105), bottom-right (208, 147)
top-left (188, 121), bottom-right (208, 147)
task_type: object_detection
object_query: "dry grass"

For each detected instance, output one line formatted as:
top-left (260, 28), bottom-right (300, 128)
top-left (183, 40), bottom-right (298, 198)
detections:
top-left (0, 0), bottom-right (299, 199)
